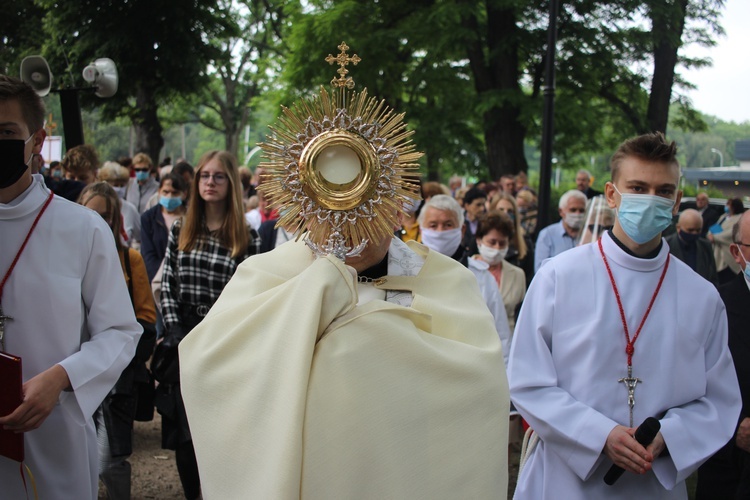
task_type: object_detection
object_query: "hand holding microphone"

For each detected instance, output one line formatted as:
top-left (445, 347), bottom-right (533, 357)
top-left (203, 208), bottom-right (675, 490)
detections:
top-left (604, 417), bottom-right (661, 485)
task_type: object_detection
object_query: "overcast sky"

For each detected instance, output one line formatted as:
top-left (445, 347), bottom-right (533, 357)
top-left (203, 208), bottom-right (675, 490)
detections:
top-left (680, 0), bottom-right (750, 124)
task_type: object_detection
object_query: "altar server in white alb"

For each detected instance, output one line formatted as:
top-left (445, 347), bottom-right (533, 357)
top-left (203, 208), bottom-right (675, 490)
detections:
top-left (0, 75), bottom-right (142, 499)
top-left (509, 132), bottom-right (741, 499)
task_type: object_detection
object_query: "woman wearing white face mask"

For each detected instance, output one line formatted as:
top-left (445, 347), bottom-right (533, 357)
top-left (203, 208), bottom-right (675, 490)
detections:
top-left (490, 192), bottom-right (535, 285)
top-left (473, 211), bottom-right (527, 332)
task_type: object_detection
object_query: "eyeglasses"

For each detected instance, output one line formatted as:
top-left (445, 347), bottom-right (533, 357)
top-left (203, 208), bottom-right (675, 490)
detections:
top-left (133, 167), bottom-right (150, 172)
top-left (734, 242), bottom-right (750, 248)
top-left (199, 173), bottom-right (228, 184)
top-left (589, 224), bottom-right (613, 232)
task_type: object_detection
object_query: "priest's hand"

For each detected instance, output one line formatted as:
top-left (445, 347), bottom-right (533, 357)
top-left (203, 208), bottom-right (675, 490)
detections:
top-left (736, 418), bottom-right (750, 452)
top-left (604, 425), bottom-right (654, 475)
top-left (0, 364), bottom-right (70, 433)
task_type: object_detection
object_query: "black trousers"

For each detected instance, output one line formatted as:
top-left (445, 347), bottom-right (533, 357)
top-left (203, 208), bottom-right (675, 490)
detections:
top-left (696, 439), bottom-right (750, 500)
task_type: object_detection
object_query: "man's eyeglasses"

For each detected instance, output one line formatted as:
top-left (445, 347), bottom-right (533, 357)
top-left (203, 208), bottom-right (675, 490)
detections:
top-left (734, 242), bottom-right (750, 248)
top-left (588, 224), bottom-right (613, 232)
top-left (199, 173), bottom-right (228, 184)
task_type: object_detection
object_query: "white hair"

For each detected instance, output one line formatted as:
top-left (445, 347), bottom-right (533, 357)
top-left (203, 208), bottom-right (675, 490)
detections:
top-left (559, 189), bottom-right (587, 209)
top-left (98, 161), bottom-right (129, 181)
top-left (418, 194), bottom-right (464, 227)
top-left (576, 169), bottom-right (592, 180)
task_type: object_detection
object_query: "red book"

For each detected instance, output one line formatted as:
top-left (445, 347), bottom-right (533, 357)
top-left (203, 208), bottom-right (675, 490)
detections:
top-left (0, 351), bottom-right (24, 462)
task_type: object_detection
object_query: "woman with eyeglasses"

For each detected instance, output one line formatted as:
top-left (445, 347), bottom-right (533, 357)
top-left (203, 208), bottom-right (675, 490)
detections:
top-left (78, 182), bottom-right (157, 500)
top-left (154, 150), bottom-right (260, 500)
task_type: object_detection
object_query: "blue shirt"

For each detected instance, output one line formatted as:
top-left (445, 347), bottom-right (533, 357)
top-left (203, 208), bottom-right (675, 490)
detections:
top-left (534, 220), bottom-right (577, 271)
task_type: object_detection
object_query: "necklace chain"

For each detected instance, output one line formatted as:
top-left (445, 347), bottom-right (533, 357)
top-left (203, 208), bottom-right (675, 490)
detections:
top-left (598, 237), bottom-right (670, 366)
top-left (0, 192), bottom-right (54, 351)
top-left (357, 276), bottom-right (386, 285)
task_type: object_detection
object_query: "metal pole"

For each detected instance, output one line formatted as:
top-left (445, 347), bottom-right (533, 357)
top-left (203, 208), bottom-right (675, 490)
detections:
top-left (57, 89), bottom-right (85, 150)
top-left (710, 148), bottom-right (723, 168)
top-left (536, 0), bottom-right (560, 236)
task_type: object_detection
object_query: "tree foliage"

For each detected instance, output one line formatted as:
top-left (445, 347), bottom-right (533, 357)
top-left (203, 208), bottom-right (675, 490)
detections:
top-left (183, 0), bottom-right (295, 158)
top-left (37, 0), bottom-right (235, 163)
top-left (279, 0), bottom-right (726, 182)
top-left (3, 0), bottom-right (729, 182)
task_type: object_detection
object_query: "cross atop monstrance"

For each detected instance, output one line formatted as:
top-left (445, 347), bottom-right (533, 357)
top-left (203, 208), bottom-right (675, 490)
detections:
top-left (325, 42), bottom-right (361, 88)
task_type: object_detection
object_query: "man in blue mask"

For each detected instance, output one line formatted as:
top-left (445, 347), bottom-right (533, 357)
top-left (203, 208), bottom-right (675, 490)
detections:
top-left (125, 152), bottom-right (159, 214)
top-left (509, 132), bottom-right (740, 498)
top-left (696, 210), bottom-right (750, 498)
top-left (665, 208), bottom-right (718, 286)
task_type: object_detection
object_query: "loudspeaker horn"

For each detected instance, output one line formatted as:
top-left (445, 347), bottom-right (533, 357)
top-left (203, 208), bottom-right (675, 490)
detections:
top-left (20, 56), bottom-right (53, 97)
top-left (81, 58), bottom-right (118, 98)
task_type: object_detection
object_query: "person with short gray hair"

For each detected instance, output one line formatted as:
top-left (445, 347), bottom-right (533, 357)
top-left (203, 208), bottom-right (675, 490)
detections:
top-left (576, 169), bottom-right (602, 199)
top-left (534, 189), bottom-right (587, 271)
top-left (419, 195), bottom-right (512, 365)
top-left (665, 208), bottom-right (718, 286)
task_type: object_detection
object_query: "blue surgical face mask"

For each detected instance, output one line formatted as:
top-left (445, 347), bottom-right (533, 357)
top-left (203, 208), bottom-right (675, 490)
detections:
top-left (159, 196), bottom-right (183, 212)
top-left (135, 170), bottom-right (150, 182)
top-left (737, 248), bottom-right (750, 282)
top-left (724, 205), bottom-right (730, 213)
top-left (613, 185), bottom-right (675, 244)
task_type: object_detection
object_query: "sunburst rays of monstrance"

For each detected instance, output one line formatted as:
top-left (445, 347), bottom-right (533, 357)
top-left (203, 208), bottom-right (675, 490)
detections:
top-left (257, 42), bottom-right (422, 259)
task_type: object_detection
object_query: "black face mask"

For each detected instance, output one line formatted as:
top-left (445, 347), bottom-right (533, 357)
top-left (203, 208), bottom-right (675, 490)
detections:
top-left (0, 139), bottom-right (31, 189)
top-left (679, 230), bottom-right (700, 245)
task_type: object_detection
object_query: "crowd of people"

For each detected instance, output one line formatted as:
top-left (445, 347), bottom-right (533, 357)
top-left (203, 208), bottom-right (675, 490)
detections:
top-left (1, 72), bottom-right (748, 500)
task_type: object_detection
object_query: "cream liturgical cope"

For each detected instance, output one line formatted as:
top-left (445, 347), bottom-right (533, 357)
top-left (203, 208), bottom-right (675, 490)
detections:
top-left (0, 175), bottom-right (142, 499)
top-left (509, 232), bottom-right (741, 499)
top-left (180, 238), bottom-right (510, 499)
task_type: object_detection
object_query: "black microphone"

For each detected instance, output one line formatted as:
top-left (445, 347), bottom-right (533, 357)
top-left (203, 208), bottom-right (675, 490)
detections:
top-left (603, 417), bottom-right (661, 486)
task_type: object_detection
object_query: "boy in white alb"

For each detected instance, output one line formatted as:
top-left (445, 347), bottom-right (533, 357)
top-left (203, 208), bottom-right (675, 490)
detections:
top-left (509, 132), bottom-right (741, 499)
top-left (0, 75), bottom-right (141, 499)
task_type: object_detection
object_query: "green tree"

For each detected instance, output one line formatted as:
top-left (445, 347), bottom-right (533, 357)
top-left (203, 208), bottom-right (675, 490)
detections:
top-left (38, 0), bottom-right (234, 163)
top-left (0, 0), bottom-right (45, 75)
top-left (185, 0), bottom-right (294, 158)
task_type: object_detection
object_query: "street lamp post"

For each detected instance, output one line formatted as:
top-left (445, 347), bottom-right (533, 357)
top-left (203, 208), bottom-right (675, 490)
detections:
top-left (710, 148), bottom-right (724, 168)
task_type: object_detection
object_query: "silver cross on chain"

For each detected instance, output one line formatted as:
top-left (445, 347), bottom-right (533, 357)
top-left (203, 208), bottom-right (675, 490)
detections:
top-left (618, 365), bottom-right (642, 427)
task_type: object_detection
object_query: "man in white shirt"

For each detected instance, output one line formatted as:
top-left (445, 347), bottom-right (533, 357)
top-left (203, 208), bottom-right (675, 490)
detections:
top-left (0, 74), bottom-right (141, 499)
top-left (534, 188), bottom-right (587, 270)
top-left (510, 132), bottom-right (741, 499)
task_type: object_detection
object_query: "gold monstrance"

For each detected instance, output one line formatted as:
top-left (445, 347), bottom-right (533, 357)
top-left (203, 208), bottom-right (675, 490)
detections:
top-left (257, 42), bottom-right (422, 259)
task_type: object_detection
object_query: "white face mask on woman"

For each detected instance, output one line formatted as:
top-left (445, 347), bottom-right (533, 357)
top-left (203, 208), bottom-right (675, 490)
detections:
top-left (478, 244), bottom-right (507, 265)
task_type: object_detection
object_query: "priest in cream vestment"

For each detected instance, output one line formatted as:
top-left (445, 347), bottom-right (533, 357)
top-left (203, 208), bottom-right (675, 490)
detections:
top-left (180, 236), bottom-right (510, 499)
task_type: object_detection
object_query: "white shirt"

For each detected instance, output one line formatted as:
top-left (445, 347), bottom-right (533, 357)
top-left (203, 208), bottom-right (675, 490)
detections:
top-left (509, 232), bottom-right (741, 499)
top-left (0, 175), bottom-right (142, 499)
top-left (120, 198), bottom-right (141, 249)
top-left (245, 208), bottom-right (262, 231)
top-left (468, 257), bottom-right (512, 367)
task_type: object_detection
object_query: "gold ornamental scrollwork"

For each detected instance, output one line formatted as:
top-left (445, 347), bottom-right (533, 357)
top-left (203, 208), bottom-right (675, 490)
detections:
top-left (258, 42), bottom-right (422, 259)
